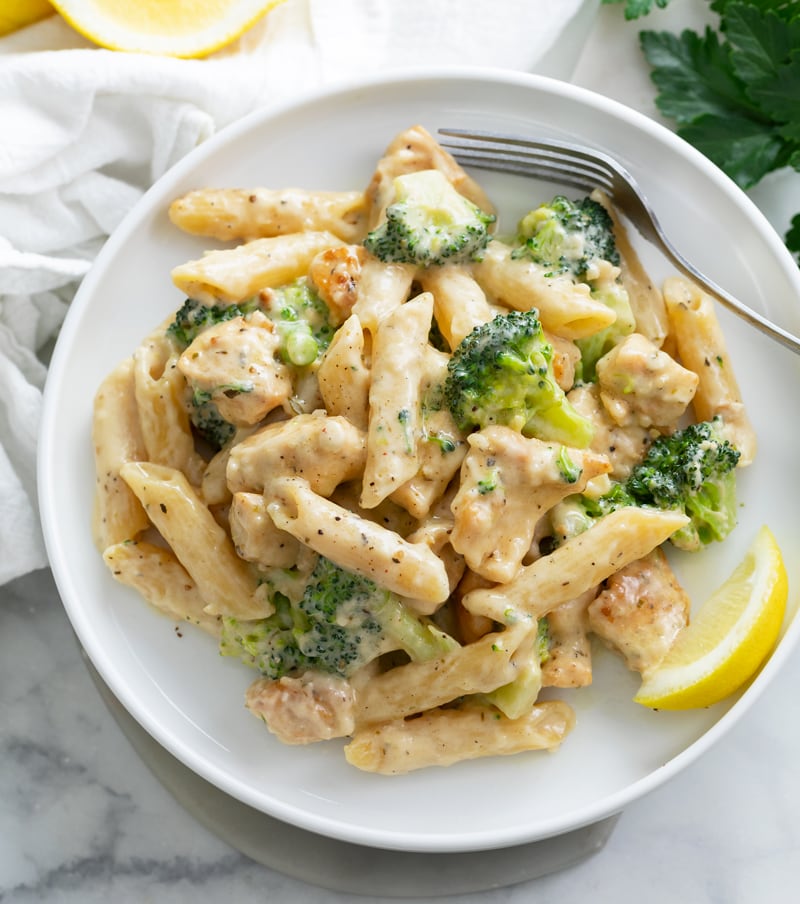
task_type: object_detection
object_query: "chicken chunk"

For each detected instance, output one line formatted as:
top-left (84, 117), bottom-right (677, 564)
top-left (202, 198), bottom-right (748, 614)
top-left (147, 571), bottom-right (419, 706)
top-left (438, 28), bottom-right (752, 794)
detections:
top-left (596, 332), bottom-right (698, 429)
top-left (246, 672), bottom-right (356, 745)
top-left (587, 548), bottom-right (690, 674)
top-left (308, 244), bottom-right (366, 325)
top-left (226, 411), bottom-right (366, 495)
top-left (450, 427), bottom-right (611, 583)
top-left (568, 383), bottom-right (657, 481)
top-left (178, 312), bottom-right (291, 426)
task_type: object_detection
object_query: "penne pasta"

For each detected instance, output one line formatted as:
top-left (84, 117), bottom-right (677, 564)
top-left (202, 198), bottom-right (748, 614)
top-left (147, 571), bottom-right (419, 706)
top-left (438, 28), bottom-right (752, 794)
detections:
top-left (418, 264), bottom-right (495, 348)
top-left (473, 240), bottom-right (617, 339)
top-left (663, 276), bottom-right (756, 465)
top-left (350, 257), bottom-right (416, 334)
top-left (462, 506), bottom-right (689, 624)
top-left (266, 476), bottom-right (451, 608)
top-left (133, 333), bottom-right (206, 486)
top-left (345, 700), bottom-right (575, 774)
top-left (593, 189), bottom-right (669, 346)
top-left (171, 231), bottom-right (344, 305)
top-left (169, 187), bottom-right (368, 243)
top-left (91, 357), bottom-right (150, 550)
top-left (360, 292), bottom-right (433, 510)
top-left (355, 624), bottom-right (529, 726)
top-left (316, 314), bottom-right (371, 430)
top-left (541, 589), bottom-right (596, 689)
top-left (119, 461), bottom-right (269, 619)
top-left (103, 539), bottom-right (222, 636)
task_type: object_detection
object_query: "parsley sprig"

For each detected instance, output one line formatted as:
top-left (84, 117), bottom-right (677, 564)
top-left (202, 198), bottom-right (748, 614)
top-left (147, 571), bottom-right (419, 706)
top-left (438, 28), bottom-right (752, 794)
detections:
top-left (603, 0), bottom-right (800, 264)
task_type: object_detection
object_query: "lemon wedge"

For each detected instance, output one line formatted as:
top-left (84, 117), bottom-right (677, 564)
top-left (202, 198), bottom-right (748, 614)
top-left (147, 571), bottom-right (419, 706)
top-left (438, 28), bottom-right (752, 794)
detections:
top-left (48, 0), bottom-right (286, 57)
top-left (634, 525), bottom-right (788, 710)
top-left (0, 0), bottom-right (54, 36)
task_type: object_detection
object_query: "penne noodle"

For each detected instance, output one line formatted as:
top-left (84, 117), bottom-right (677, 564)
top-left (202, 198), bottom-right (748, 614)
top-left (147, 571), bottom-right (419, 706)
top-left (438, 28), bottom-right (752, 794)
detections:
top-left (418, 264), bottom-right (495, 348)
top-left (119, 461), bottom-right (269, 619)
top-left (317, 314), bottom-right (371, 430)
top-left (229, 491), bottom-right (301, 569)
top-left (663, 276), bottom-right (756, 465)
top-left (355, 624), bottom-right (529, 726)
top-left (103, 539), bottom-right (222, 636)
top-left (171, 231), bottom-right (344, 305)
top-left (133, 332), bottom-right (206, 486)
top-left (169, 187), bottom-right (368, 243)
top-left (593, 189), bottom-right (669, 346)
top-left (91, 357), bottom-right (150, 550)
top-left (345, 700), bottom-right (575, 774)
top-left (266, 476), bottom-right (451, 608)
top-left (360, 292), bottom-right (433, 509)
top-left (351, 257), bottom-right (416, 334)
top-left (461, 506), bottom-right (689, 624)
top-left (473, 241), bottom-right (617, 339)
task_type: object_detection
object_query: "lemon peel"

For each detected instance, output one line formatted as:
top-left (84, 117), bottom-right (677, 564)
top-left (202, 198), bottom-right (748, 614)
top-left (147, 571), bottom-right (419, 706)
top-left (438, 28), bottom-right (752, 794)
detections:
top-left (0, 0), bottom-right (54, 36)
top-left (634, 525), bottom-right (788, 710)
top-left (48, 0), bottom-right (286, 58)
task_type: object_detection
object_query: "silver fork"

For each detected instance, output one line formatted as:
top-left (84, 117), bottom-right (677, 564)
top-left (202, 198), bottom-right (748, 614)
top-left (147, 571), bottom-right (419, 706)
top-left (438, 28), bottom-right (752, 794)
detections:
top-left (438, 128), bottom-right (800, 356)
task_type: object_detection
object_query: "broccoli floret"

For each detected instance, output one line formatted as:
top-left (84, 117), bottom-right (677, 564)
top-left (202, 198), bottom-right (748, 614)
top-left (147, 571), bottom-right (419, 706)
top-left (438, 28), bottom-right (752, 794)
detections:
top-left (220, 592), bottom-right (310, 678)
top-left (188, 392), bottom-right (236, 450)
top-left (551, 418), bottom-right (740, 551)
top-left (188, 385), bottom-right (255, 451)
top-left (625, 417), bottom-right (741, 550)
top-left (363, 169), bottom-right (495, 267)
top-left (513, 195), bottom-right (619, 279)
top-left (220, 556), bottom-right (457, 680)
top-left (259, 277), bottom-right (334, 366)
top-left (167, 297), bottom-right (258, 349)
top-left (444, 310), bottom-right (594, 447)
top-left (511, 196), bottom-right (634, 381)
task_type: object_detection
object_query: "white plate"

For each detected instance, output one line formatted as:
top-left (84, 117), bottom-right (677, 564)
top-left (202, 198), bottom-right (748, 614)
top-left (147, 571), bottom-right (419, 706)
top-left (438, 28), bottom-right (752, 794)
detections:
top-left (39, 69), bottom-right (800, 854)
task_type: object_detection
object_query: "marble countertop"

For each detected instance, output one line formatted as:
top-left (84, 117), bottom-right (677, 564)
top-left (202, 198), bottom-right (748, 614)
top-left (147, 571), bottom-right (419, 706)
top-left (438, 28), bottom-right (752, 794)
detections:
top-left (3, 2), bottom-right (800, 901)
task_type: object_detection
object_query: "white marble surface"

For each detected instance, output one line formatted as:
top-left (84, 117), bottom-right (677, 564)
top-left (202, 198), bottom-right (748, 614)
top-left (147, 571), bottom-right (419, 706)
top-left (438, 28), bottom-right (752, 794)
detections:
top-left (3, 2), bottom-right (800, 901)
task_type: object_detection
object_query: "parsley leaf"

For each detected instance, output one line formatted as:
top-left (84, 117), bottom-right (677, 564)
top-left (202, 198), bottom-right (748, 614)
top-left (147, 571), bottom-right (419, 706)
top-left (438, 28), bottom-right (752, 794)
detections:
top-left (637, 1), bottom-right (800, 260)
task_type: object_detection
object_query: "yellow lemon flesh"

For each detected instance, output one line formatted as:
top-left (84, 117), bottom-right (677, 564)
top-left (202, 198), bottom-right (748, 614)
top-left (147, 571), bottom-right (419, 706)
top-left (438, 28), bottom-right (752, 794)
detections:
top-left (48, 0), bottom-right (285, 57)
top-left (635, 525), bottom-right (788, 710)
top-left (0, 0), bottom-right (54, 36)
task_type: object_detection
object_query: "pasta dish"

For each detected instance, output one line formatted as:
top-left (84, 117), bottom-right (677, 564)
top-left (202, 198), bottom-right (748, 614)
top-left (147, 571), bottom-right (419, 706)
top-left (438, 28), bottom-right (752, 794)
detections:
top-left (92, 125), bottom-right (754, 774)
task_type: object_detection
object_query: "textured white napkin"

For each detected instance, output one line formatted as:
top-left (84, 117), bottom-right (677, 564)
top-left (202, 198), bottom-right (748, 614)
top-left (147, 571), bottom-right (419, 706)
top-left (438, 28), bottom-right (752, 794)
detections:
top-left (0, 0), bottom-right (590, 586)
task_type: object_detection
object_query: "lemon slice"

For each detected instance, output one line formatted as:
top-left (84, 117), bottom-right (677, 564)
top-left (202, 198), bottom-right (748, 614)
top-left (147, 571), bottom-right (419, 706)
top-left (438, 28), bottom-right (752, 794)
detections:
top-left (48, 0), bottom-right (286, 57)
top-left (635, 525), bottom-right (788, 710)
top-left (0, 0), bottom-right (54, 36)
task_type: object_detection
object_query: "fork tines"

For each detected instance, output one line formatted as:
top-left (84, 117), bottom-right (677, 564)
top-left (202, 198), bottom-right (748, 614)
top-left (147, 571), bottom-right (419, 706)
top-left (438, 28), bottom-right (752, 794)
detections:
top-left (438, 128), bottom-right (616, 196)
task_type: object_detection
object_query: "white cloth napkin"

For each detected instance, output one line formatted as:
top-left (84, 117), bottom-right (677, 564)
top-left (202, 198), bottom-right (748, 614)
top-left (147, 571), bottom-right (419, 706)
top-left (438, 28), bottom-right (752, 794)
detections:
top-left (0, 0), bottom-right (590, 586)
